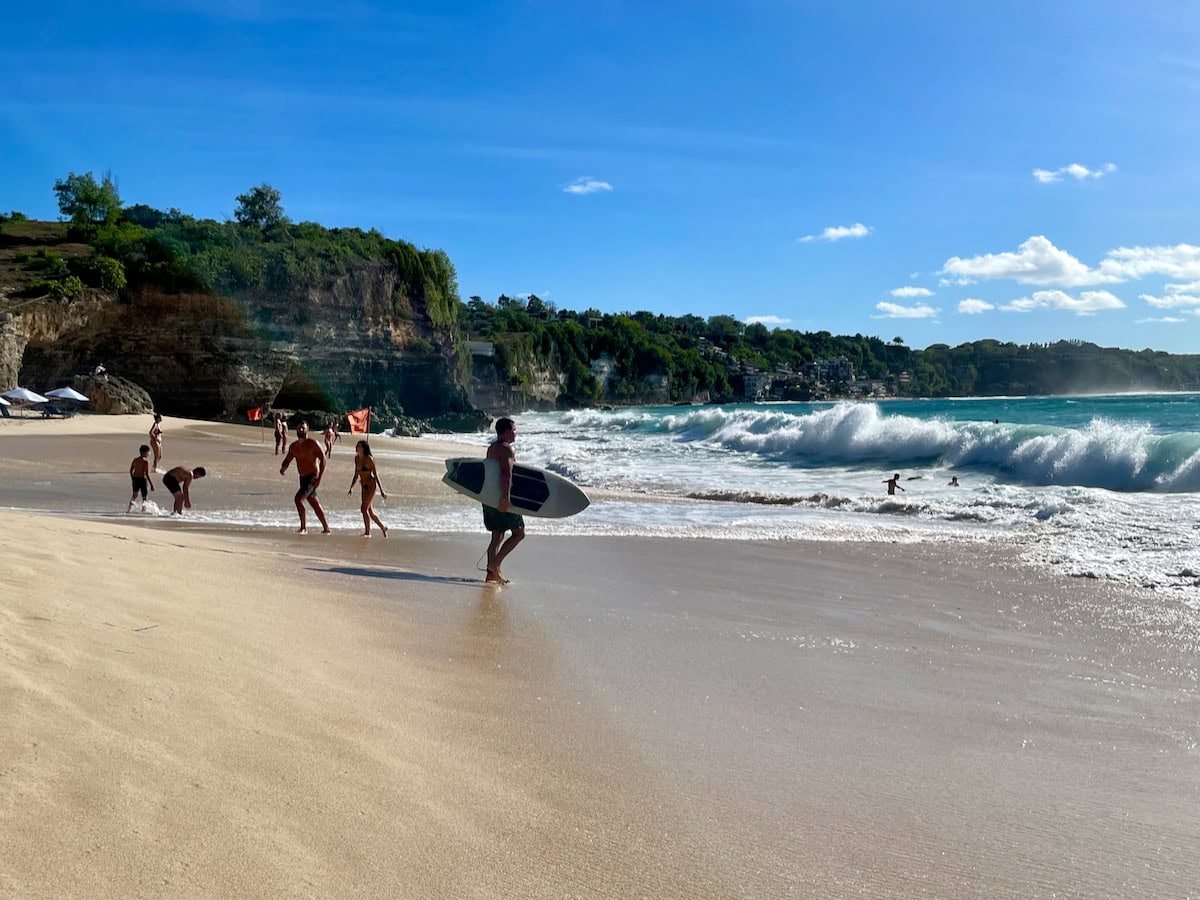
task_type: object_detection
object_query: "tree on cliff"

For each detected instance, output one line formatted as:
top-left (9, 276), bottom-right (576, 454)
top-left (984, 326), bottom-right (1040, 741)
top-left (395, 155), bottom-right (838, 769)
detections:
top-left (54, 171), bottom-right (122, 231)
top-left (234, 184), bottom-right (288, 229)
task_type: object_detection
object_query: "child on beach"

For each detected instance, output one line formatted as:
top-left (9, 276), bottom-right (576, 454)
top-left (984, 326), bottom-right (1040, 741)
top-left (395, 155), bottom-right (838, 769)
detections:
top-left (347, 440), bottom-right (388, 537)
top-left (127, 445), bottom-right (155, 512)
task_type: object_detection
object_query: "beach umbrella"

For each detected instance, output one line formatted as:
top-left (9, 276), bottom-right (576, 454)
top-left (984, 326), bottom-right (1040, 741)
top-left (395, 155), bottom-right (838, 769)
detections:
top-left (45, 386), bottom-right (90, 402)
top-left (0, 395), bottom-right (8, 406)
top-left (1, 387), bottom-right (50, 404)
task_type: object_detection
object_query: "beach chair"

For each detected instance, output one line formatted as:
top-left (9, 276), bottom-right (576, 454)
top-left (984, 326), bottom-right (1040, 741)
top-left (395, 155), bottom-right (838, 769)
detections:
top-left (40, 403), bottom-right (73, 418)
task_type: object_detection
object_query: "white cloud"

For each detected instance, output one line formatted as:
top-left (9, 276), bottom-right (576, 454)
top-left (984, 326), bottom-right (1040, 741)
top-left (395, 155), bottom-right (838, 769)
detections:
top-left (1032, 162), bottom-right (1117, 183)
top-left (745, 315), bottom-right (792, 326)
top-left (938, 276), bottom-right (976, 287)
top-left (1138, 292), bottom-right (1200, 309)
top-left (799, 223), bottom-right (871, 243)
top-left (943, 235), bottom-right (1120, 288)
top-left (873, 301), bottom-right (938, 319)
top-left (1136, 316), bottom-right (1187, 323)
top-left (957, 298), bottom-right (994, 314)
top-left (890, 286), bottom-right (934, 298)
top-left (563, 177), bottom-right (613, 195)
top-left (1098, 243), bottom-right (1200, 281)
top-left (1000, 289), bottom-right (1125, 316)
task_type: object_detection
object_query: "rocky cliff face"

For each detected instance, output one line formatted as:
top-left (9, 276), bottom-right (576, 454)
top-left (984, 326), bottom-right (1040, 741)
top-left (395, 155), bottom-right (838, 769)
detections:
top-left (7, 261), bottom-right (478, 424)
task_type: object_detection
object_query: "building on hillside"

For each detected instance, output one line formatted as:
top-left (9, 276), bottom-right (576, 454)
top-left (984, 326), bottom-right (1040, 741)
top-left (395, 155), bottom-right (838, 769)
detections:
top-left (743, 372), bottom-right (772, 400)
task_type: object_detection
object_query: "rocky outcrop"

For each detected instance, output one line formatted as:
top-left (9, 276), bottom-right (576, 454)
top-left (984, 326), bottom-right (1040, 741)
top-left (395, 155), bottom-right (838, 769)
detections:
top-left (72, 373), bottom-right (154, 415)
top-left (8, 262), bottom-right (475, 423)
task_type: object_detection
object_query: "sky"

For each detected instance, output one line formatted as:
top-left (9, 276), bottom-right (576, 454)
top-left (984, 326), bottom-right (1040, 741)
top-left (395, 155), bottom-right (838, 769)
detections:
top-left (3, 0), bottom-right (1200, 352)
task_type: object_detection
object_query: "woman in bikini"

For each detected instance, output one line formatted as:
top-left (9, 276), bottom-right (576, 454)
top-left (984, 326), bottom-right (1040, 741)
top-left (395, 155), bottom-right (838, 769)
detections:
top-left (347, 439), bottom-right (388, 537)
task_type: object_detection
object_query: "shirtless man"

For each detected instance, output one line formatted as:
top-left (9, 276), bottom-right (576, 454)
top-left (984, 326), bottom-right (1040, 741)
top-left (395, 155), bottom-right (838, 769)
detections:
top-left (149, 413), bottom-right (164, 472)
top-left (280, 421), bottom-right (329, 534)
top-left (162, 465), bottom-right (206, 515)
top-left (883, 473), bottom-right (905, 496)
top-left (482, 416), bottom-right (524, 584)
top-left (127, 444), bottom-right (155, 512)
top-left (323, 421), bottom-right (341, 458)
top-left (273, 414), bottom-right (286, 455)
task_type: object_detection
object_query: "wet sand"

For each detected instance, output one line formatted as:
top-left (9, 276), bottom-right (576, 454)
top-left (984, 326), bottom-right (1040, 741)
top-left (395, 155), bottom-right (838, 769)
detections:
top-left (1, 415), bottom-right (1198, 898)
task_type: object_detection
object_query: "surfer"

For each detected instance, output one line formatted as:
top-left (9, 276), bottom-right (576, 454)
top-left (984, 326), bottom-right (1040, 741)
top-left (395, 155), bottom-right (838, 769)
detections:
top-left (280, 421), bottom-right (330, 534)
top-left (162, 465), bottom-right (205, 515)
top-left (347, 439), bottom-right (388, 537)
top-left (883, 473), bottom-right (905, 496)
top-left (483, 416), bottom-right (524, 584)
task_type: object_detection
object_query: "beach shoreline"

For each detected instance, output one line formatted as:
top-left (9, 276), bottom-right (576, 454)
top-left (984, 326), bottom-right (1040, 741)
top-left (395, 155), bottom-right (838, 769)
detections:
top-left (2, 415), bottom-right (1198, 897)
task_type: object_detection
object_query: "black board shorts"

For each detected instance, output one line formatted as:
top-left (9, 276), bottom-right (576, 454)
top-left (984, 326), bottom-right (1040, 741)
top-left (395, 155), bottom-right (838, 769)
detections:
top-left (130, 475), bottom-right (148, 498)
top-left (296, 474), bottom-right (318, 499)
top-left (162, 473), bottom-right (181, 494)
top-left (483, 504), bottom-right (524, 533)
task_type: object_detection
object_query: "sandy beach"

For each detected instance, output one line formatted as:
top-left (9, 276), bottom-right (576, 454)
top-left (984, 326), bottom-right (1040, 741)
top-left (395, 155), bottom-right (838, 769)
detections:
top-left (1, 414), bottom-right (1198, 898)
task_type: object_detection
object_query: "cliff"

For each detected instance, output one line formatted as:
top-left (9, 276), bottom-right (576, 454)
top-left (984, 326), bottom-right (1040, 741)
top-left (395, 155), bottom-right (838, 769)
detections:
top-left (0, 221), bottom-right (484, 427)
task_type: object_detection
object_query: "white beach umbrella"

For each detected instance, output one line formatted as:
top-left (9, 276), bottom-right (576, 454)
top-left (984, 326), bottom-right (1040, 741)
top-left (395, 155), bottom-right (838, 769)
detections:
top-left (1, 387), bottom-right (50, 404)
top-left (45, 386), bottom-right (90, 402)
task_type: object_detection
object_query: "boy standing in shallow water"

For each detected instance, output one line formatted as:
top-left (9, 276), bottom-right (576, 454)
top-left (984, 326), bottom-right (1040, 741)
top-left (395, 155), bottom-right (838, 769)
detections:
top-left (127, 445), bottom-right (155, 512)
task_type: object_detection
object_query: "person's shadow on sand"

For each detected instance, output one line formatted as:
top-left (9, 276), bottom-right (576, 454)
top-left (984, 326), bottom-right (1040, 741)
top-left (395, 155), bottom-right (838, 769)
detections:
top-left (312, 565), bottom-right (483, 587)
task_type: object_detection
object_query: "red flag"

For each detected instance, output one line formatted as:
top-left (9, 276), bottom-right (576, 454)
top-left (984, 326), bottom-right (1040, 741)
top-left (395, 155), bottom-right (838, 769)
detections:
top-left (247, 406), bottom-right (264, 421)
top-left (346, 407), bottom-right (371, 434)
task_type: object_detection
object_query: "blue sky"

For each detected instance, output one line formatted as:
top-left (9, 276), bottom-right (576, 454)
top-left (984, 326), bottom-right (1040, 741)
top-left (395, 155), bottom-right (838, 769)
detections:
top-left (3, 1), bottom-right (1200, 351)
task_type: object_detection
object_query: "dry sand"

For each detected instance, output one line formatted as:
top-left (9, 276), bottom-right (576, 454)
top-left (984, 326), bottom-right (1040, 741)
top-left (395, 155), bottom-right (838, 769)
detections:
top-left (1, 414), bottom-right (1198, 898)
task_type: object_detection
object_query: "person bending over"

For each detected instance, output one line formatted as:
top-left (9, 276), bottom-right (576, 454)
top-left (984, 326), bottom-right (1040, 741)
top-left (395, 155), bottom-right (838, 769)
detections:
top-left (162, 465), bottom-right (205, 515)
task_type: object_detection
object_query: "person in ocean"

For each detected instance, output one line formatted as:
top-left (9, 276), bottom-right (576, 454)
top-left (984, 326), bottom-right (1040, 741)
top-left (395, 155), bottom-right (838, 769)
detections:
top-left (347, 439), bottom-right (388, 538)
top-left (948, 476), bottom-right (960, 487)
top-left (127, 444), bottom-right (155, 512)
top-left (149, 413), bottom-right (164, 472)
top-left (483, 416), bottom-right (524, 584)
top-left (280, 421), bottom-right (329, 534)
top-left (162, 465), bottom-right (205, 515)
top-left (883, 473), bottom-right (905, 496)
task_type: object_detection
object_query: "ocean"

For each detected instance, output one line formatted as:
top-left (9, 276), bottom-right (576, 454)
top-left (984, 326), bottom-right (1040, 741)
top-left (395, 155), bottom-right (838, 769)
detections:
top-left (399, 394), bottom-right (1200, 605)
top-left (107, 393), bottom-right (1199, 606)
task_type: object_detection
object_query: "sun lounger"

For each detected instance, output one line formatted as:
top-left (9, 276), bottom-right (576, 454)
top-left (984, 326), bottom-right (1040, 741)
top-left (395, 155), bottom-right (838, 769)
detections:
top-left (39, 403), bottom-right (74, 418)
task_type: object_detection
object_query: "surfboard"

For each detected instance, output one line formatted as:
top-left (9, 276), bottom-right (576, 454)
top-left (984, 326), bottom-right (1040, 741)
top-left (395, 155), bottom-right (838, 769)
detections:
top-left (442, 457), bottom-right (590, 518)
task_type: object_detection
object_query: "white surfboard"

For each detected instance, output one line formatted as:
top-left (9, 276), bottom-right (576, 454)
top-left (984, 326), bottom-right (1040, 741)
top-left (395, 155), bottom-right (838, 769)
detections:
top-left (442, 457), bottom-right (590, 518)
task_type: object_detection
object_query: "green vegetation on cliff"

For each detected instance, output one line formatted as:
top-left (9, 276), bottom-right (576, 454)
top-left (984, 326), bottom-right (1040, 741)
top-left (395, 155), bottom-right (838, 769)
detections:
top-left (463, 294), bottom-right (1200, 402)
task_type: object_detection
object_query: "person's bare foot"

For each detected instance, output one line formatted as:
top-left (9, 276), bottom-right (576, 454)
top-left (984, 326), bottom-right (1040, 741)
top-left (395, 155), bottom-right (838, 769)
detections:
top-left (485, 569), bottom-right (505, 584)
top-left (380, 525), bottom-right (388, 538)
top-left (297, 527), bottom-right (307, 534)
top-left (360, 531), bottom-right (371, 538)
top-left (321, 527), bottom-right (331, 534)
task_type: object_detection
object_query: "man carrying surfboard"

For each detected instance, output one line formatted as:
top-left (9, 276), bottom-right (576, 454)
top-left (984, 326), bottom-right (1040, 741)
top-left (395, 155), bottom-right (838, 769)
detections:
top-left (483, 417), bottom-right (525, 584)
